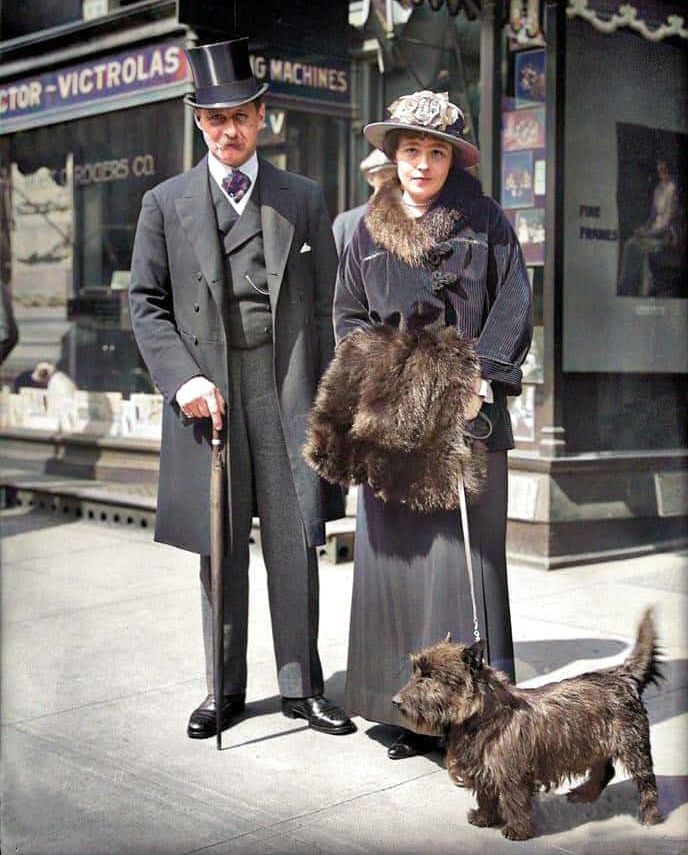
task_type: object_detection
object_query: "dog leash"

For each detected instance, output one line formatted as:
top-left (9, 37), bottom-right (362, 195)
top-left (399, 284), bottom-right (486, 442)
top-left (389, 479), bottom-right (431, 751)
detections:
top-left (458, 411), bottom-right (493, 644)
top-left (457, 470), bottom-right (482, 644)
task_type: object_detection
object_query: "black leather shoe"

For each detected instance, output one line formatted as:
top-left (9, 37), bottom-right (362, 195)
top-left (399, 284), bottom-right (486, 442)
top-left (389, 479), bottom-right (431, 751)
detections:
top-left (387, 729), bottom-right (439, 759)
top-left (187, 693), bottom-right (246, 739)
top-left (281, 695), bottom-right (356, 735)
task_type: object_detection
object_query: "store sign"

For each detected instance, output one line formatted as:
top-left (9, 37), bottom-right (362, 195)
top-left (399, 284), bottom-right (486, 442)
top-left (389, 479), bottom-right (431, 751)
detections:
top-left (259, 110), bottom-right (287, 146)
top-left (1, 39), bottom-right (350, 135)
top-left (0, 39), bottom-right (188, 134)
top-left (249, 49), bottom-right (349, 104)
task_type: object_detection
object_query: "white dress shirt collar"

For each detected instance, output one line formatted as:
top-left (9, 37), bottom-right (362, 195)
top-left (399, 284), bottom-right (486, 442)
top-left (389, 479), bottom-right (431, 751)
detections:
top-left (207, 151), bottom-right (259, 215)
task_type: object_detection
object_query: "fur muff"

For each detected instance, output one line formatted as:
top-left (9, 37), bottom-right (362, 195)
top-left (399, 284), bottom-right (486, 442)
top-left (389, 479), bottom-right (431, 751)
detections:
top-left (303, 323), bottom-right (487, 512)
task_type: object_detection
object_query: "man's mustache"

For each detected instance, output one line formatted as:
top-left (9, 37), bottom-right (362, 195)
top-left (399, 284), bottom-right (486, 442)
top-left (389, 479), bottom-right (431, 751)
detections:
top-left (215, 140), bottom-right (241, 152)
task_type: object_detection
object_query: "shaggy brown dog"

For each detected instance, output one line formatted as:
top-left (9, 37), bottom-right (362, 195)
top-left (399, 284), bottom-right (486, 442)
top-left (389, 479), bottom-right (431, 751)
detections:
top-left (392, 611), bottom-right (664, 840)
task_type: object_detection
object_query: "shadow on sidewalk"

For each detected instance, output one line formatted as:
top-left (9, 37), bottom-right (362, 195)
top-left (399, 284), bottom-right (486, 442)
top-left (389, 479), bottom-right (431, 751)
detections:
top-left (516, 638), bottom-right (687, 725)
top-left (0, 506), bottom-right (79, 537)
top-left (217, 670), bottom-right (351, 750)
top-left (515, 637), bottom-right (628, 682)
top-left (646, 657), bottom-right (688, 724)
top-left (532, 774), bottom-right (688, 837)
top-left (362, 723), bottom-right (446, 769)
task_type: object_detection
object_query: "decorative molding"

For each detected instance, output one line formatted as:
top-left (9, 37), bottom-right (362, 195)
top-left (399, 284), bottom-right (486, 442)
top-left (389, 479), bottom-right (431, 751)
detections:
top-left (566, 0), bottom-right (688, 42)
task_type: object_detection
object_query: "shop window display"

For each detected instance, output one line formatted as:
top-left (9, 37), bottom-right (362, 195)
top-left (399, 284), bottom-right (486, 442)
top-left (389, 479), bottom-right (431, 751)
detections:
top-left (0, 100), bottom-right (184, 434)
top-left (502, 46), bottom-right (546, 445)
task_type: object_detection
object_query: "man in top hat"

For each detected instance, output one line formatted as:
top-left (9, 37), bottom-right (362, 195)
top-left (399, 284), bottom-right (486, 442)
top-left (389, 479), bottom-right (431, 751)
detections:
top-left (332, 149), bottom-right (396, 257)
top-left (129, 38), bottom-right (354, 740)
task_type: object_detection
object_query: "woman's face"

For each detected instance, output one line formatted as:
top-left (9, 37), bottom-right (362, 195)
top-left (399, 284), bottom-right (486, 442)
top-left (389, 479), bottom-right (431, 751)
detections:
top-left (394, 134), bottom-right (453, 204)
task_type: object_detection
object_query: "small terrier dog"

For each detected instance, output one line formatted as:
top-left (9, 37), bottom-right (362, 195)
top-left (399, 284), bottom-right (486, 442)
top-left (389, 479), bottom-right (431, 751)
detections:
top-left (392, 610), bottom-right (663, 840)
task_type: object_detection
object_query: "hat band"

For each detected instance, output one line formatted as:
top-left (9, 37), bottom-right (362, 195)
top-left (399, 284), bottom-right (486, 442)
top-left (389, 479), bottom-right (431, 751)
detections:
top-left (191, 79), bottom-right (262, 106)
top-left (385, 115), bottom-right (466, 136)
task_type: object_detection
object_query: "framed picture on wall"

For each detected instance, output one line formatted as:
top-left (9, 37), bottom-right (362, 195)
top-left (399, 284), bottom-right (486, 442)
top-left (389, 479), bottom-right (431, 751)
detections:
top-left (515, 49), bottom-right (545, 109)
top-left (616, 122), bottom-right (687, 299)
top-left (503, 107), bottom-right (546, 152)
top-left (514, 208), bottom-right (545, 265)
top-left (502, 151), bottom-right (534, 209)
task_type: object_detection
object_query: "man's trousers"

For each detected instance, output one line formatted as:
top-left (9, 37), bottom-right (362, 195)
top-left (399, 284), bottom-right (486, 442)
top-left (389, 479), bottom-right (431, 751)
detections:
top-left (199, 343), bottom-right (324, 699)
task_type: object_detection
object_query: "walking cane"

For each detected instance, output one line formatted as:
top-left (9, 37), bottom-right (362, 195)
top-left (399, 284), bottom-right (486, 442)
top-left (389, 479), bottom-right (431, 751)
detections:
top-left (209, 426), bottom-right (226, 750)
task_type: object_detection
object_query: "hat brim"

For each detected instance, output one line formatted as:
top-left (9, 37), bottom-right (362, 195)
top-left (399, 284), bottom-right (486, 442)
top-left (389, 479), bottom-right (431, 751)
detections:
top-left (184, 83), bottom-right (269, 109)
top-left (364, 121), bottom-right (480, 168)
top-left (366, 164), bottom-right (397, 175)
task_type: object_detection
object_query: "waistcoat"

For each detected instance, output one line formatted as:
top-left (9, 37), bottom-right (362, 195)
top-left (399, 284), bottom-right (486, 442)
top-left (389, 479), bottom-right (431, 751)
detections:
top-left (210, 174), bottom-right (272, 349)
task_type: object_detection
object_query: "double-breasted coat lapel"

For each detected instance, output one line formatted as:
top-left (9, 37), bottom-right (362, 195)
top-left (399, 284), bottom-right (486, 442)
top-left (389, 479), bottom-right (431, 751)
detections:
top-left (258, 159), bottom-right (295, 311)
top-left (174, 159), bottom-right (228, 319)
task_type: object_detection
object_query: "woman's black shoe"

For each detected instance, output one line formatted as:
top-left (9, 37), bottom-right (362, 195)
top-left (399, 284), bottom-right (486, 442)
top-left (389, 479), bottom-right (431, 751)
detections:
top-left (387, 729), bottom-right (438, 759)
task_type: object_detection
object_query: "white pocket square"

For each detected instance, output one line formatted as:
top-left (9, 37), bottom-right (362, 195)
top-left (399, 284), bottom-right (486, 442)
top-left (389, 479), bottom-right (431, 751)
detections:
top-left (299, 242), bottom-right (312, 254)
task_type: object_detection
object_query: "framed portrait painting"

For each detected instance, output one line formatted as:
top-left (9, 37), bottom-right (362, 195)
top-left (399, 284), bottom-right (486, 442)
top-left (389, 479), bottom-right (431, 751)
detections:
top-left (515, 49), bottom-right (545, 109)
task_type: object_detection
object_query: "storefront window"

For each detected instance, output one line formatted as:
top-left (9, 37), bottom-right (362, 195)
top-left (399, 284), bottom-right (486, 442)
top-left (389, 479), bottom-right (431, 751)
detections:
top-left (1, 99), bottom-right (184, 395)
top-left (560, 19), bottom-right (687, 451)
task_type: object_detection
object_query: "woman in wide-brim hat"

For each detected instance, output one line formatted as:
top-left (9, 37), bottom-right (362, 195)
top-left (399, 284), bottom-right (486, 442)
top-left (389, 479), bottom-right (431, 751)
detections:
top-left (311, 90), bottom-right (532, 759)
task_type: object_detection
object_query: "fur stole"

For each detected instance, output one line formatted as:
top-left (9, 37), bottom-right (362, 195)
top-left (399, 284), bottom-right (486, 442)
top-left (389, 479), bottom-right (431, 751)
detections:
top-left (364, 180), bottom-right (463, 267)
top-left (303, 324), bottom-right (487, 513)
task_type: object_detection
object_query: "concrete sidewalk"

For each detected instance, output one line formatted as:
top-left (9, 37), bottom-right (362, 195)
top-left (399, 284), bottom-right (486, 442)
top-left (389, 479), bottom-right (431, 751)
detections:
top-left (1, 505), bottom-right (686, 855)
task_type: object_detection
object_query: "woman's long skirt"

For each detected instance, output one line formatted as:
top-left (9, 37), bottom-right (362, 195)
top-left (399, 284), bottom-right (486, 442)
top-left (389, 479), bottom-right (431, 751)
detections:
top-left (345, 451), bottom-right (514, 729)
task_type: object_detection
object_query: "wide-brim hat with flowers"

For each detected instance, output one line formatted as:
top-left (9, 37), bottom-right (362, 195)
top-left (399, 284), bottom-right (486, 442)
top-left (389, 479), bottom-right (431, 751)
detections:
top-left (364, 91), bottom-right (480, 168)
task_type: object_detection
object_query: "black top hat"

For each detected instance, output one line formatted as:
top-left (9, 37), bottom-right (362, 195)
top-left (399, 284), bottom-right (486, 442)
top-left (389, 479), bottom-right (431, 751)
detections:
top-left (184, 37), bottom-right (268, 109)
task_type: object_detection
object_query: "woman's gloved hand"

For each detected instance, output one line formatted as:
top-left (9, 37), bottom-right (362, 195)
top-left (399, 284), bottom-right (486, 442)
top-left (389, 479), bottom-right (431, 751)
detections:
top-left (464, 376), bottom-right (486, 422)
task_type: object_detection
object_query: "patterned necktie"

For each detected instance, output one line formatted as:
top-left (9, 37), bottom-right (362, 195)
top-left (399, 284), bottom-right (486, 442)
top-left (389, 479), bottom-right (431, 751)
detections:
top-left (222, 169), bottom-right (251, 203)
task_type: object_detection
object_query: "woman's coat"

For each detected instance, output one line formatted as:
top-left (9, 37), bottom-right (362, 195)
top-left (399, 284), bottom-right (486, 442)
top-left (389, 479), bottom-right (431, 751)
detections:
top-left (334, 170), bottom-right (533, 450)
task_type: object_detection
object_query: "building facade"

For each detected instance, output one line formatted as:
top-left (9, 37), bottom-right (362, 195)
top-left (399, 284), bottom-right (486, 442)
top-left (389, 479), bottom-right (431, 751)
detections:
top-left (349, 0), bottom-right (687, 566)
top-left (1, 0), bottom-right (686, 566)
top-left (0, 0), bottom-right (351, 395)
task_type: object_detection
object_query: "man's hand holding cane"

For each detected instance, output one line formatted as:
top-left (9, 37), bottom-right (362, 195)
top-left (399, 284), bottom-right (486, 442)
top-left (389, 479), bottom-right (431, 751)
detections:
top-left (176, 376), bottom-right (225, 430)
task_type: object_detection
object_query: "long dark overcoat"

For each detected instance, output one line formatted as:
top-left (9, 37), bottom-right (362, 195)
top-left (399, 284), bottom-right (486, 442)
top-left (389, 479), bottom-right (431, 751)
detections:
top-left (129, 155), bottom-right (344, 554)
top-left (332, 170), bottom-right (533, 720)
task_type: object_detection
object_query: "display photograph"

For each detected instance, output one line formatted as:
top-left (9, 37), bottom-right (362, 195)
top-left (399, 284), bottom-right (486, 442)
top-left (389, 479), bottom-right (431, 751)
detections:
top-left (502, 150), bottom-right (534, 209)
top-left (616, 122), bottom-right (687, 298)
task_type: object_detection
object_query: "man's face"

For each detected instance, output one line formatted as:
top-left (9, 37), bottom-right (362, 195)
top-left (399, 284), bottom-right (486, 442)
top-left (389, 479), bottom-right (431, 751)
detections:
top-left (195, 101), bottom-right (265, 168)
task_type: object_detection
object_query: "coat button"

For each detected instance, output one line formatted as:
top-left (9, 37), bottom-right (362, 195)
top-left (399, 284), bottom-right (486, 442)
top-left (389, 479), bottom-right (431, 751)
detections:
top-left (193, 303), bottom-right (200, 312)
top-left (193, 336), bottom-right (199, 345)
top-left (264, 323), bottom-right (272, 335)
top-left (196, 272), bottom-right (202, 281)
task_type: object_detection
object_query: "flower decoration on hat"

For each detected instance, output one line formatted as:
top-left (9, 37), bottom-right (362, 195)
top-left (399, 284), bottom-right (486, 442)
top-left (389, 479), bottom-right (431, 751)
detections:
top-left (388, 91), bottom-right (464, 133)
